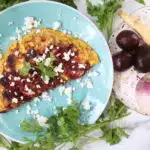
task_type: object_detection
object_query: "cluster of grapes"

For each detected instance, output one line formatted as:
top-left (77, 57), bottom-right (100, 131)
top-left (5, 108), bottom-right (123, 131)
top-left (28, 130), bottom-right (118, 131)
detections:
top-left (113, 30), bottom-right (150, 73)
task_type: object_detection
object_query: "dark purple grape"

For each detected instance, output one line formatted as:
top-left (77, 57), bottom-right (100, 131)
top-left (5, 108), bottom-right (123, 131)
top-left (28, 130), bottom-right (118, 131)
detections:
top-left (113, 51), bottom-right (133, 72)
top-left (133, 44), bottom-right (150, 73)
top-left (116, 30), bottom-right (140, 51)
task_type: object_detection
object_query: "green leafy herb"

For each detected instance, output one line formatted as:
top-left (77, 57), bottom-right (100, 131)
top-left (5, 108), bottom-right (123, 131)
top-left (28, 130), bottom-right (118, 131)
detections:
top-left (36, 52), bottom-right (56, 79)
top-left (20, 120), bottom-right (43, 133)
top-left (54, 0), bottom-right (77, 9)
top-left (87, 0), bottom-right (122, 39)
top-left (19, 62), bottom-right (31, 76)
top-left (136, 0), bottom-right (145, 4)
top-left (0, 0), bottom-right (27, 11)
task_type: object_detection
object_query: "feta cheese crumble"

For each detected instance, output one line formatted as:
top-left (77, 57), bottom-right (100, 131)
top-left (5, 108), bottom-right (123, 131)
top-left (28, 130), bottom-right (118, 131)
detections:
top-left (24, 17), bottom-right (40, 30)
top-left (53, 21), bottom-right (62, 30)
top-left (54, 63), bottom-right (64, 75)
top-left (0, 75), bottom-right (4, 79)
top-left (12, 98), bottom-right (18, 103)
top-left (79, 64), bottom-right (86, 69)
top-left (63, 50), bottom-right (72, 61)
top-left (25, 85), bottom-right (35, 95)
top-left (0, 53), bottom-right (2, 60)
top-left (10, 82), bottom-right (15, 87)
top-left (36, 115), bottom-right (48, 127)
top-left (82, 100), bottom-right (91, 110)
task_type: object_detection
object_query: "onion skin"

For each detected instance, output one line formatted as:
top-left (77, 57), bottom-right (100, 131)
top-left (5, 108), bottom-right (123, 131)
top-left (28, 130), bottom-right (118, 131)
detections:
top-left (136, 74), bottom-right (150, 115)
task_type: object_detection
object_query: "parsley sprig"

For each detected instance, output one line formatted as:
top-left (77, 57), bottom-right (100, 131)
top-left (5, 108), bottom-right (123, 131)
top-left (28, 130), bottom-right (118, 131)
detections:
top-left (2, 97), bottom-right (130, 150)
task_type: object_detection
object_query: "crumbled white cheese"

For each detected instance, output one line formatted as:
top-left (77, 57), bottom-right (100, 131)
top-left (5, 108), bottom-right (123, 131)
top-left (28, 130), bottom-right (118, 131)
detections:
top-left (79, 64), bottom-right (86, 69)
top-left (8, 75), bottom-right (12, 80)
top-left (24, 17), bottom-right (40, 30)
top-left (72, 66), bottom-right (75, 69)
top-left (41, 92), bottom-right (49, 99)
top-left (36, 115), bottom-right (48, 127)
top-left (86, 79), bottom-right (93, 89)
top-left (10, 82), bottom-right (15, 87)
top-left (15, 110), bottom-right (19, 115)
top-left (0, 53), bottom-right (2, 60)
top-left (64, 87), bottom-right (72, 98)
top-left (63, 50), bottom-right (71, 61)
top-left (25, 85), bottom-right (35, 95)
top-left (14, 92), bottom-right (18, 96)
top-left (53, 21), bottom-right (62, 30)
top-left (12, 98), bottom-right (18, 103)
top-left (67, 97), bottom-right (72, 105)
top-left (8, 21), bottom-right (13, 26)
top-left (70, 52), bottom-right (75, 57)
top-left (45, 47), bottom-right (49, 53)
top-left (0, 74), bottom-right (4, 79)
top-left (49, 45), bottom-right (54, 50)
top-left (56, 46), bottom-right (60, 50)
top-left (80, 82), bottom-right (85, 88)
top-left (59, 86), bottom-right (65, 95)
top-left (20, 96), bottom-right (24, 100)
top-left (63, 30), bottom-right (67, 34)
top-left (26, 78), bottom-right (31, 82)
top-left (36, 85), bottom-right (41, 89)
top-left (88, 71), bottom-right (99, 77)
top-left (14, 51), bottom-right (19, 56)
top-left (44, 58), bottom-right (51, 67)
top-left (82, 100), bottom-right (91, 110)
top-left (14, 76), bottom-right (21, 81)
top-left (44, 75), bottom-right (49, 84)
top-left (71, 60), bottom-right (76, 64)
top-left (32, 71), bottom-right (38, 76)
top-left (34, 97), bottom-right (40, 103)
top-left (26, 104), bottom-right (31, 115)
top-left (36, 29), bottom-right (41, 33)
top-left (60, 79), bottom-right (64, 83)
top-left (54, 63), bottom-right (64, 75)
top-left (9, 36), bottom-right (16, 41)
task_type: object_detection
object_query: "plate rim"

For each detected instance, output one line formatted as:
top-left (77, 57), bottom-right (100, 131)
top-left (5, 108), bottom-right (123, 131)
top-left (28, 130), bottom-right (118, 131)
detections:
top-left (0, 0), bottom-right (113, 143)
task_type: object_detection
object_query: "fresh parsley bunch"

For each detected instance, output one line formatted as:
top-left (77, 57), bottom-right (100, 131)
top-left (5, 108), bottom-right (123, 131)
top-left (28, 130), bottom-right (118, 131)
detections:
top-left (0, 97), bottom-right (130, 150)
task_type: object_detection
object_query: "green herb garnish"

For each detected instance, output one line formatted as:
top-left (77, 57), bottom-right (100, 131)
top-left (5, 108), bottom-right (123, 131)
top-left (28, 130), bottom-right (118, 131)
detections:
top-left (136, 0), bottom-right (145, 4)
top-left (36, 52), bottom-right (56, 80)
top-left (19, 62), bottom-right (31, 76)
top-left (87, 0), bottom-right (122, 39)
top-left (2, 97), bottom-right (130, 150)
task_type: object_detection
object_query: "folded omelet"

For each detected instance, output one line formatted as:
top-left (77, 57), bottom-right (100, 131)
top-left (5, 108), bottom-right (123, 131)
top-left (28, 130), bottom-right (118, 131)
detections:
top-left (0, 28), bottom-right (99, 112)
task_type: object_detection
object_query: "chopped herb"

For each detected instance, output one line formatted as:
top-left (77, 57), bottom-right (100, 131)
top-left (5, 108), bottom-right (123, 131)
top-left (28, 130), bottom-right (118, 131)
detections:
top-left (2, 97), bottom-right (129, 150)
top-left (20, 120), bottom-right (43, 133)
top-left (87, 0), bottom-right (122, 39)
top-left (136, 0), bottom-right (145, 4)
top-left (19, 62), bottom-right (31, 76)
top-left (36, 52), bottom-right (56, 79)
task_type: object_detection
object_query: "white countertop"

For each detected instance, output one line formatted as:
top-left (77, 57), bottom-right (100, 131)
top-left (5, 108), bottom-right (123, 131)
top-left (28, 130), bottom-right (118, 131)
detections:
top-left (1, 0), bottom-right (150, 150)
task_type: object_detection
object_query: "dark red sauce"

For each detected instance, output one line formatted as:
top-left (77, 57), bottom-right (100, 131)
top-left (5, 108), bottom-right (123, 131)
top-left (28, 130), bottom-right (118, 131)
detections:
top-left (0, 44), bottom-right (90, 111)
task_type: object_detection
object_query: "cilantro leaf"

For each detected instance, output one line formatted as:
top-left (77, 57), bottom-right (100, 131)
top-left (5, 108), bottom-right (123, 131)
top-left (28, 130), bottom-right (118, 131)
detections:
top-left (20, 120), bottom-right (43, 133)
top-left (87, 0), bottom-right (122, 39)
top-left (36, 52), bottom-right (56, 79)
top-left (19, 62), bottom-right (31, 76)
top-left (136, 0), bottom-right (145, 4)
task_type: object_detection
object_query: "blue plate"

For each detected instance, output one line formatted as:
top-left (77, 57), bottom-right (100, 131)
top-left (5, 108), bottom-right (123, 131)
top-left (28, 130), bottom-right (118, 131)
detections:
top-left (0, 1), bottom-right (113, 143)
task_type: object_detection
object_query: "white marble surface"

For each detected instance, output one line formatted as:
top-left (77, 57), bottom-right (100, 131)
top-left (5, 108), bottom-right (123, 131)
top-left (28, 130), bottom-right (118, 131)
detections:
top-left (1, 0), bottom-right (150, 150)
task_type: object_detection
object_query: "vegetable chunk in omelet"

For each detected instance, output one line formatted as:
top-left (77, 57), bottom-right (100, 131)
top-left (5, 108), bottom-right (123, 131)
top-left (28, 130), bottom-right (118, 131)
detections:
top-left (0, 28), bottom-right (99, 112)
